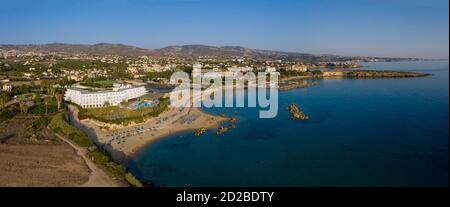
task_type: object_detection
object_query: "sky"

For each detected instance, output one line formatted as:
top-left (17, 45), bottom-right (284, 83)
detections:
top-left (0, 0), bottom-right (448, 59)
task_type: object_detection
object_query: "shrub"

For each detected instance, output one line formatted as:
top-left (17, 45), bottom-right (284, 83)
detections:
top-left (49, 112), bottom-right (94, 147)
top-left (89, 149), bottom-right (111, 164)
top-left (125, 172), bottom-right (143, 187)
top-left (49, 112), bottom-right (144, 187)
top-left (31, 116), bottom-right (51, 131)
top-left (29, 104), bottom-right (57, 115)
top-left (311, 70), bottom-right (323, 75)
top-left (0, 109), bottom-right (14, 119)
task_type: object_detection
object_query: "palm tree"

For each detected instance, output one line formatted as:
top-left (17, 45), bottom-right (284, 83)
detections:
top-left (55, 93), bottom-right (63, 111)
top-left (47, 85), bottom-right (56, 96)
top-left (44, 96), bottom-right (53, 115)
top-left (137, 105), bottom-right (145, 121)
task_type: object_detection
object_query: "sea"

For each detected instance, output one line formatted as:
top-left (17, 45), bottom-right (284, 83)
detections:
top-left (127, 61), bottom-right (449, 187)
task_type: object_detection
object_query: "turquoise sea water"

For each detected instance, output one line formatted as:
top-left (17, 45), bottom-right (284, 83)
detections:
top-left (128, 61), bottom-right (449, 187)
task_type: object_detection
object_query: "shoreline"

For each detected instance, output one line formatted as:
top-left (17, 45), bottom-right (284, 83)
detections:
top-left (68, 104), bottom-right (228, 164)
top-left (127, 108), bottom-right (227, 159)
top-left (120, 107), bottom-right (227, 157)
top-left (66, 70), bottom-right (431, 166)
top-left (67, 84), bottom-right (241, 164)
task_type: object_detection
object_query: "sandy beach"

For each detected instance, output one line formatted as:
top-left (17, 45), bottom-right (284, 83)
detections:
top-left (68, 103), bottom-right (227, 163)
top-left (66, 85), bottom-right (246, 164)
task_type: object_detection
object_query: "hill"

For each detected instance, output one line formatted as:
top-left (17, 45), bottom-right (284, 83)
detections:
top-left (0, 43), bottom-right (424, 62)
top-left (0, 43), bottom-right (156, 56)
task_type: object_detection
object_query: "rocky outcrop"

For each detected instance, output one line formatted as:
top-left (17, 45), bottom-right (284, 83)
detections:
top-left (194, 128), bottom-right (207, 136)
top-left (279, 80), bottom-right (319, 91)
top-left (343, 70), bottom-right (430, 78)
top-left (216, 123), bottom-right (236, 135)
top-left (289, 104), bottom-right (309, 121)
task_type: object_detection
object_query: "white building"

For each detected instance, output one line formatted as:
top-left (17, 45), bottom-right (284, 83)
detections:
top-left (264, 66), bottom-right (277, 73)
top-left (193, 63), bottom-right (202, 73)
top-left (227, 66), bottom-right (253, 73)
top-left (64, 84), bottom-right (147, 108)
top-left (289, 64), bottom-right (308, 72)
top-left (1, 84), bottom-right (12, 92)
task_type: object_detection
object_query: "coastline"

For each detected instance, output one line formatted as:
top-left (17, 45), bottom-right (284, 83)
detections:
top-left (66, 83), bottom-right (243, 164)
top-left (119, 107), bottom-right (227, 157)
top-left (67, 70), bottom-right (431, 163)
top-left (68, 103), bottom-right (228, 164)
top-left (64, 69), bottom-right (433, 182)
top-left (122, 62), bottom-right (448, 187)
top-left (126, 108), bottom-right (227, 157)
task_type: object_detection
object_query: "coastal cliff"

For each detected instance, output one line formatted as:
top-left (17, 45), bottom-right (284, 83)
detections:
top-left (343, 70), bottom-right (431, 78)
top-left (330, 70), bottom-right (430, 78)
top-left (278, 69), bottom-right (430, 91)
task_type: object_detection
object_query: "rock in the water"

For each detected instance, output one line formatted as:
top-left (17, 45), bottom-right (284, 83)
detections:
top-left (289, 103), bottom-right (309, 121)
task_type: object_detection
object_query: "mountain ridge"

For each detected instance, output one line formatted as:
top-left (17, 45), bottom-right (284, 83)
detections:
top-left (0, 43), bottom-right (426, 61)
top-left (0, 43), bottom-right (157, 56)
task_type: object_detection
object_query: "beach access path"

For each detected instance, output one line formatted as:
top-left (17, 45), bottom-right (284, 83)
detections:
top-left (54, 133), bottom-right (122, 187)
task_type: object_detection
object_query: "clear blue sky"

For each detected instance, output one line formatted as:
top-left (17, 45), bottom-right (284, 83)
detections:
top-left (0, 0), bottom-right (448, 59)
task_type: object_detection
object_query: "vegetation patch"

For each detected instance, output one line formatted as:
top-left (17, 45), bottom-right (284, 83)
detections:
top-left (78, 97), bottom-right (169, 125)
top-left (48, 112), bottom-right (143, 186)
top-left (0, 109), bottom-right (14, 120)
top-left (49, 112), bottom-right (94, 147)
top-left (125, 172), bottom-right (143, 187)
top-left (29, 103), bottom-right (58, 115)
top-left (278, 68), bottom-right (323, 78)
top-left (80, 79), bottom-right (114, 89)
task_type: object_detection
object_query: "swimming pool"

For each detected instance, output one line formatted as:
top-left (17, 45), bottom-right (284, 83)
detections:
top-left (128, 100), bottom-right (158, 110)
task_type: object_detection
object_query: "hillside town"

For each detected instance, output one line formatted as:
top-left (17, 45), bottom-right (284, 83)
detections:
top-left (0, 48), bottom-right (365, 84)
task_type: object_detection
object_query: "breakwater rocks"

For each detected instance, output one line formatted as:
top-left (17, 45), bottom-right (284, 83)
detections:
top-left (216, 116), bottom-right (237, 135)
top-left (289, 104), bottom-right (309, 120)
top-left (217, 123), bottom-right (236, 135)
top-left (194, 116), bottom-right (238, 136)
top-left (217, 126), bottom-right (228, 135)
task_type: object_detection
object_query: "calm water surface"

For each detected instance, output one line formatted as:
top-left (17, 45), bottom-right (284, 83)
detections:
top-left (128, 61), bottom-right (449, 186)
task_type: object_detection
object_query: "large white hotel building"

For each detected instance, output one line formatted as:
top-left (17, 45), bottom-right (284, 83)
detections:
top-left (64, 83), bottom-right (147, 108)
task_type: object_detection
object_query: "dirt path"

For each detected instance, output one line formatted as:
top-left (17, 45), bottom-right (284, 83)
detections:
top-left (54, 133), bottom-right (122, 187)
